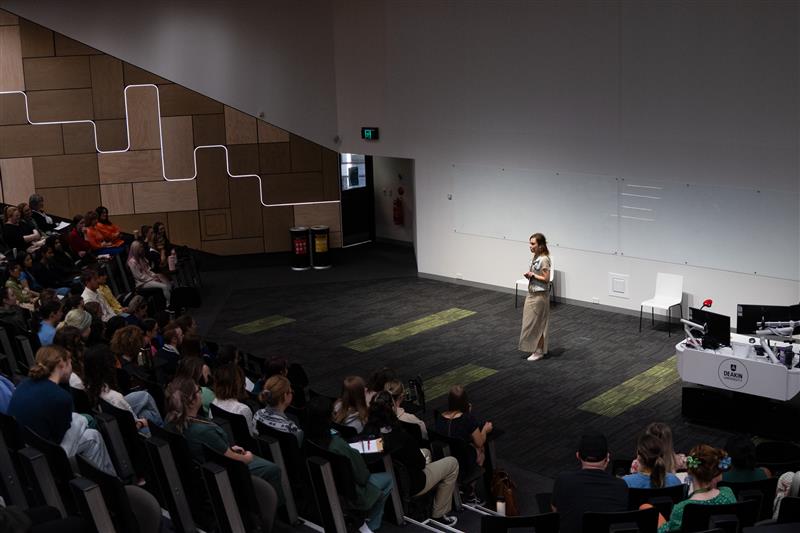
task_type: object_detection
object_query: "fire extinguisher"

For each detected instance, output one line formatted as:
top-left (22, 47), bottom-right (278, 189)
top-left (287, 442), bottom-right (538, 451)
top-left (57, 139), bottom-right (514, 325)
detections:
top-left (393, 196), bottom-right (404, 226)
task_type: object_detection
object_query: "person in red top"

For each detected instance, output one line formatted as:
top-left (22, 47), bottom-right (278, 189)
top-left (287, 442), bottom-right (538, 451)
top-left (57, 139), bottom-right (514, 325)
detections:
top-left (66, 214), bottom-right (94, 259)
top-left (83, 211), bottom-right (125, 255)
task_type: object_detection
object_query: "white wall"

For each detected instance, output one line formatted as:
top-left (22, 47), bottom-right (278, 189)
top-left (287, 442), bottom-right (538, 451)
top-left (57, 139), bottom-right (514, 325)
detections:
top-left (0, 0), bottom-right (340, 149)
top-left (372, 157), bottom-right (414, 243)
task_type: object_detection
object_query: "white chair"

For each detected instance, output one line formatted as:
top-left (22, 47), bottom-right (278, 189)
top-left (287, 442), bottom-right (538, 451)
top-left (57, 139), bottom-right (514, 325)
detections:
top-left (640, 273), bottom-right (684, 336)
top-left (514, 266), bottom-right (555, 308)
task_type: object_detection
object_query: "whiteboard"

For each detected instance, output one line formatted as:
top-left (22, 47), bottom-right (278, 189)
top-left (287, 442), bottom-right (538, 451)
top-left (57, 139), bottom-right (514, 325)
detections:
top-left (452, 164), bottom-right (799, 280)
top-left (452, 164), bottom-right (620, 254)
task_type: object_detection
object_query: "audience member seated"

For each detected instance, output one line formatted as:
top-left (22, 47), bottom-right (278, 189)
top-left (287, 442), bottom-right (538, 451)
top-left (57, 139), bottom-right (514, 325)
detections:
top-left (138, 225), bottom-right (162, 270)
top-left (164, 377), bottom-right (279, 531)
top-left (66, 216), bottom-right (94, 262)
top-left (96, 266), bottom-right (124, 315)
top-left (83, 344), bottom-right (162, 432)
top-left (142, 318), bottom-right (159, 358)
top-left (29, 193), bottom-right (57, 234)
top-left (254, 375), bottom-right (303, 444)
top-left (306, 396), bottom-right (393, 533)
top-left (110, 325), bottom-right (151, 394)
top-left (657, 445), bottom-right (734, 532)
top-left (61, 295), bottom-right (84, 317)
top-left (35, 300), bottom-right (63, 347)
top-left (18, 203), bottom-right (40, 239)
top-left (83, 211), bottom-right (124, 255)
top-left (85, 314), bottom-right (106, 347)
top-left (333, 375), bottom-right (369, 434)
top-left (0, 286), bottom-right (31, 337)
top-left (7, 345), bottom-right (116, 476)
top-left (152, 221), bottom-right (171, 270)
top-left (384, 379), bottom-right (428, 440)
top-left (551, 433), bottom-right (629, 533)
top-left (434, 384), bottom-right (493, 469)
top-left (59, 308), bottom-right (92, 340)
top-left (30, 243), bottom-right (72, 295)
top-left (0, 373), bottom-right (14, 414)
top-left (18, 251), bottom-right (43, 293)
top-left (624, 433), bottom-right (683, 489)
top-left (722, 434), bottom-right (770, 482)
top-left (211, 363), bottom-right (256, 435)
top-left (3, 205), bottom-right (44, 253)
top-left (94, 206), bottom-right (125, 248)
top-left (365, 367), bottom-right (397, 405)
top-left (173, 356), bottom-right (214, 416)
top-left (217, 344), bottom-right (255, 391)
top-left (128, 241), bottom-right (172, 309)
top-left (632, 422), bottom-right (686, 474)
top-left (154, 326), bottom-right (182, 384)
top-left (53, 326), bottom-right (87, 391)
top-left (80, 269), bottom-right (117, 322)
top-left (124, 295), bottom-right (148, 328)
top-left (365, 391), bottom-right (459, 527)
top-left (5, 260), bottom-right (38, 309)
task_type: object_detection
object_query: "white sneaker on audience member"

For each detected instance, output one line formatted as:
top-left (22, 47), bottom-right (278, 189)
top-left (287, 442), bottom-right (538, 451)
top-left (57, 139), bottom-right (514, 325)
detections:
top-left (358, 521), bottom-right (374, 533)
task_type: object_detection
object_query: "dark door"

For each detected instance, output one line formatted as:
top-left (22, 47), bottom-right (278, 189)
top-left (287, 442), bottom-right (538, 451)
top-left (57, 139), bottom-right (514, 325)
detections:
top-left (340, 154), bottom-right (374, 246)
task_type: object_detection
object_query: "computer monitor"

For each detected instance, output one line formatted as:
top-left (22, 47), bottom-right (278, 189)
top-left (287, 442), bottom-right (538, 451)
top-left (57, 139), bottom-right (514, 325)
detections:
top-left (689, 307), bottom-right (731, 347)
top-left (736, 304), bottom-right (791, 334)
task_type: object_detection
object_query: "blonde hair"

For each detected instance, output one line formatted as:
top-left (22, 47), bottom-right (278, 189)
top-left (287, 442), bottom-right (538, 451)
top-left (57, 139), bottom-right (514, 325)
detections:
top-left (29, 345), bottom-right (70, 380)
top-left (260, 375), bottom-right (291, 407)
top-left (384, 379), bottom-right (405, 401)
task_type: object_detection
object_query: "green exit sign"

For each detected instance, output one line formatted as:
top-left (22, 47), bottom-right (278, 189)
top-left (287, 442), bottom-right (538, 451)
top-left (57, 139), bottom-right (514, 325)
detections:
top-left (361, 127), bottom-right (379, 141)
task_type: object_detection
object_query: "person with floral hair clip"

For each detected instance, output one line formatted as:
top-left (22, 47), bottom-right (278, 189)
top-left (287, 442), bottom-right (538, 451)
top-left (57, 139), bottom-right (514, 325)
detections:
top-left (656, 444), bottom-right (735, 532)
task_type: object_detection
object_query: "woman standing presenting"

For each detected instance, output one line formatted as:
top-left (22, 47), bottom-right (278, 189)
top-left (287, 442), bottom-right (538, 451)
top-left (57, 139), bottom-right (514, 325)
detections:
top-left (519, 233), bottom-right (551, 361)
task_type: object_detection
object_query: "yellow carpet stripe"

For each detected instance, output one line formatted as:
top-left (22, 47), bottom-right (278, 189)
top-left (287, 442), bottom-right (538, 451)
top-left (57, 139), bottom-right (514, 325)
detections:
top-left (578, 355), bottom-right (679, 417)
top-left (423, 364), bottom-right (499, 401)
top-left (229, 315), bottom-right (295, 335)
top-left (343, 308), bottom-right (476, 352)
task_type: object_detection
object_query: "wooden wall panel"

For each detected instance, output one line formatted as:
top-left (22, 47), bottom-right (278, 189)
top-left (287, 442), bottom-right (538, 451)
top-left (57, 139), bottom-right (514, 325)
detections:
top-left (69, 185), bottom-right (101, 216)
top-left (100, 183), bottom-right (134, 215)
top-left (193, 114), bottom-right (225, 146)
top-left (98, 150), bottom-right (162, 183)
top-left (0, 93), bottom-right (28, 125)
top-left (262, 172), bottom-right (324, 205)
top-left (293, 203), bottom-right (341, 233)
top-left (0, 124), bottom-right (63, 157)
top-left (228, 177), bottom-right (263, 238)
top-left (27, 88), bottom-right (93, 122)
top-left (123, 63), bottom-right (169, 85)
top-left (23, 56), bottom-right (91, 90)
top-left (0, 26), bottom-right (24, 91)
top-left (322, 148), bottom-right (341, 201)
top-left (33, 154), bottom-right (98, 188)
top-left (257, 120), bottom-right (289, 143)
top-left (126, 86), bottom-right (160, 149)
top-left (161, 116), bottom-right (194, 178)
top-left (111, 212), bottom-right (167, 236)
top-left (167, 211), bottom-right (200, 250)
top-left (35, 186), bottom-right (70, 218)
top-left (90, 55), bottom-right (124, 119)
top-left (196, 148), bottom-right (230, 210)
top-left (0, 157), bottom-right (34, 205)
top-left (259, 142), bottom-right (290, 174)
top-left (19, 20), bottom-right (53, 58)
top-left (0, 9), bottom-right (18, 26)
top-left (289, 134), bottom-right (322, 172)
top-left (159, 84), bottom-right (222, 116)
top-left (54, 34), bottom-right (99, 56)
top-left (96, 119), bottom-right (128, 151)
top-left (199, 209), bottom-right (231, 240)
top-left (62, 122), bottom-right (95, 154)
top-left (262, 206), bottom-right (293, 252)
top-left (227, 144), bottom-right (259, 175)
top-left (224, 106), bottom-right (257, 145)
top-left (133, 180), bottom-right (197, 213)
top-left (202, 237), bottom-right (263, 256)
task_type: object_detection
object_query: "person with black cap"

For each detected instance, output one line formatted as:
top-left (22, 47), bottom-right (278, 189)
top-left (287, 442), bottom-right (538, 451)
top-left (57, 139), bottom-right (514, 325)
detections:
top-left (551, 433), bottom-right (628, 533)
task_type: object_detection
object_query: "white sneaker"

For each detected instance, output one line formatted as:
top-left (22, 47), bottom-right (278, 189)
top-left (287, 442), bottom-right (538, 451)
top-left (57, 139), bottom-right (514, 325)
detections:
top-left (358, 521), bottom-right (374, 533)
top-left (527, 352), bottom-right (544, 361)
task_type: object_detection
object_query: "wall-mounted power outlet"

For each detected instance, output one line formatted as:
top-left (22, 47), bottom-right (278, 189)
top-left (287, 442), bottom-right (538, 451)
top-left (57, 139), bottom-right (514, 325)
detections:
top-left (592, 297), bottom-right (600, 304)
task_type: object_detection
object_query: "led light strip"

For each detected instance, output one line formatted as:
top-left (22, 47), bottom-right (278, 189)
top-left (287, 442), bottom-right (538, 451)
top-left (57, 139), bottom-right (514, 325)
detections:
top-left (0, 84), bottom-right (340, 208)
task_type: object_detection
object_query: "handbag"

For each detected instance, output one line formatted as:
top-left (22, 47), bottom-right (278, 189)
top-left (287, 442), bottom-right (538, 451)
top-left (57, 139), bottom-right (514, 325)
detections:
top-left (490, 469), bottom-right (519, 516)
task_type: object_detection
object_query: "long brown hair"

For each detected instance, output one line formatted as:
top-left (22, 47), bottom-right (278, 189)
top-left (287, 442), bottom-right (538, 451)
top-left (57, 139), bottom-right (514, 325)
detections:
top-left (53, 326), bottom-right (85, 380)
top-left (645, 422), bottom-right (677, 473)
top-left (530, 233), bottom-right (550, 256)
top-left (636, 433), bottom-right (667, 488)
top-left (29, 345), bottom-right (70, 380)
top-left (212, 363), bottom-right (245, 401)
top-left (334, 375), bottom-right (367, 424)
top-left (165, 377), bottom-right (199, 432)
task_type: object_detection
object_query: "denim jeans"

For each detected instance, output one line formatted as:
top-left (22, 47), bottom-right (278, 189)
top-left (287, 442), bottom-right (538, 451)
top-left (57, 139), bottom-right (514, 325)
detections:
top-left (366, 472), bottom-right (393, 530)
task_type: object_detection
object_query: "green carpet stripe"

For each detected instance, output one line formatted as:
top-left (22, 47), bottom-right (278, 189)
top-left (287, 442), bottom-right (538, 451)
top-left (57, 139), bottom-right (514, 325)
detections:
top-left (229, 315), bottom-right (295, 335)
top-left (578, 355), bottom-right (679, 417)
top-left (343, 308), bottom-right (476, 352)
top-left (424, 364), bottom-right (499, 401)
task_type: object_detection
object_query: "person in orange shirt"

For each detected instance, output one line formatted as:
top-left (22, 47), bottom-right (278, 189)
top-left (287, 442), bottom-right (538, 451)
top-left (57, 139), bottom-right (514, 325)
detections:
top-left (83, 211), bottom-right (125, 255)
top-left (94, 207), bottom-right (125, 247)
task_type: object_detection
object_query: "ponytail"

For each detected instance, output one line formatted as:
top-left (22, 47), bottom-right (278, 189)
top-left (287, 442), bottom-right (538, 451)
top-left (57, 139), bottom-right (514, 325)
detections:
top-left (28, 345), bottom-right (69, 380)
top-left (164, 378), bottom-right (197, 432)
top-left (651, 456), bottom-right (666, 489)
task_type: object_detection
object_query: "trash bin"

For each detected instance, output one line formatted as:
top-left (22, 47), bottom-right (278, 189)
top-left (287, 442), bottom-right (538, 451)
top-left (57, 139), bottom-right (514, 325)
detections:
top-left (310, 225), bottom-right (331, 270)
top-left (290, 226), bottom-right (311, 271)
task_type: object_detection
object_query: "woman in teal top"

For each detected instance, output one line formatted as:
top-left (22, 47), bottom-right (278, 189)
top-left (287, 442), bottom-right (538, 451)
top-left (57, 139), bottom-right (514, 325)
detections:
top-left (721, 434), bottom-right (770, 483)
top-left (165, 377), bottom-right (281, 532)
top-left (659, 444), bottom-right (736, 532)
